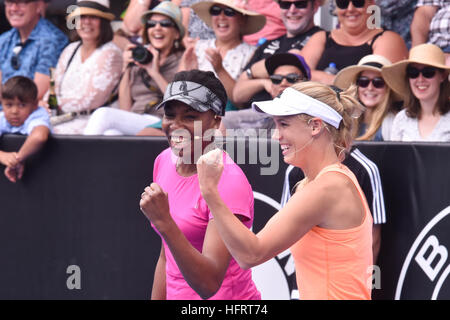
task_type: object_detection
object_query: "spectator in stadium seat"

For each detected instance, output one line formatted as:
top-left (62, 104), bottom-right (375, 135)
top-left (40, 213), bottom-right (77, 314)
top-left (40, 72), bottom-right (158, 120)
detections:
top-left (179, 0), bottom-right (266, 104)
top-left (84, 1), bottom-right (184, 136)
top-left (411, 0), bottom-right (450, 58)
top-left (334, 54), bottom-right (403, 141)
top-left (196, 81), bottom-right (373, 300)
top-left (43, 0), bottom-right (122, 135)
top-left (0, 76), bottom-right (50, 183)
top-left (242, 0), bottom-right (286, 46)
top-left (0, 0), bottom-right (68, 102)
top-left (233, 0), bottom-right (324, 107)
top-left (383, 44), bottom-right (450, 142)
top-left (121, 0), bottom-right (215, 46)
top-left (328, 0), bottom-right (418, 48)
top-left (300, 0), bottom-right (408, 85)
top-left (139, 70), bottom-right (261, 300)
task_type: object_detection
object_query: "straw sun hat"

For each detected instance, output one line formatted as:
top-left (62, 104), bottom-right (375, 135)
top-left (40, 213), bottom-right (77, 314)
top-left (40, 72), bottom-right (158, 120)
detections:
top-left (67, 0), bottom-right (115, 21)
top-left (381, 44), bottom-right (450, 100)
top-left (191, 0), bottom-right (266, 36)
top-left (334, 54), bottom-right (403, 101)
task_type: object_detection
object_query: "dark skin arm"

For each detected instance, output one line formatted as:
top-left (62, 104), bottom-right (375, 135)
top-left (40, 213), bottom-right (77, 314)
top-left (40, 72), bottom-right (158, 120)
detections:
top-left (140, 182), bottom-right (246, 299)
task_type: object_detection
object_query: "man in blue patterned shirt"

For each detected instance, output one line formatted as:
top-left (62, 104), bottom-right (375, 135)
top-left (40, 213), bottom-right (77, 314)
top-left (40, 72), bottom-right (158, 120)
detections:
top-left (0, 0), bottom-right (68, 102)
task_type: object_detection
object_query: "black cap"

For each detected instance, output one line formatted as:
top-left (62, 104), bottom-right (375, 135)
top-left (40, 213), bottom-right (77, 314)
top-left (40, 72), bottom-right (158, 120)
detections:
top-left (265, 53), bottom-right (311, 80)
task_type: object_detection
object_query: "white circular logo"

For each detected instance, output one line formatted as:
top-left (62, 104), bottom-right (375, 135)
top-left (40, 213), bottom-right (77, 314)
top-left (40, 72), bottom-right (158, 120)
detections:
top-left (396, 206), bottom-right (450, 300)
top-left (251, 192), bottom-right (297, 300)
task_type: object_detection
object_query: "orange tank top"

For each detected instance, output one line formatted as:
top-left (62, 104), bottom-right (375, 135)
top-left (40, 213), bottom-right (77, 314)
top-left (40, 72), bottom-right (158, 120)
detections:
top-left (290, 163), bottom-right (373, 300)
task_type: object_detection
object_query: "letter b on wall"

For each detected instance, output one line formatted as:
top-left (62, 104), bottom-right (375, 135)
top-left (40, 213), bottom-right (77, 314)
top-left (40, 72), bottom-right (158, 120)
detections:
top-left (415, 235), bottom-right (448, 281)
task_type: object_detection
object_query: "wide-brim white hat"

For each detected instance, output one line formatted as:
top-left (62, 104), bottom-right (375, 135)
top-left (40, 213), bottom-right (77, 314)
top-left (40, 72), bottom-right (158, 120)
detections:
top-left (334, 54), bottom-right (403, 101)
top-left (191, 0), bottom-right (266, 36)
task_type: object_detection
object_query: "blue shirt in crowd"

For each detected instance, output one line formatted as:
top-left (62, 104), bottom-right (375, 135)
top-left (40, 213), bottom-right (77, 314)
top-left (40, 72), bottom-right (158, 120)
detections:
top-left (0, 106), bottom-right (51, 135)
top-left (0, 17), bottom-right (68, 84)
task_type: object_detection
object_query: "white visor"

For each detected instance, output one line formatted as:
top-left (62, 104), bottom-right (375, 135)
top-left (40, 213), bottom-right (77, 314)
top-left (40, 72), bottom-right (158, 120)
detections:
top-left (252, 87), bottom-right (343, 129)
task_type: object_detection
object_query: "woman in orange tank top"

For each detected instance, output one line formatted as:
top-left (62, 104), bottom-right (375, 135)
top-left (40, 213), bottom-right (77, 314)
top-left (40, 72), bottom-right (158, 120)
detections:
top-left (197, 81), bottom-right (373, 300)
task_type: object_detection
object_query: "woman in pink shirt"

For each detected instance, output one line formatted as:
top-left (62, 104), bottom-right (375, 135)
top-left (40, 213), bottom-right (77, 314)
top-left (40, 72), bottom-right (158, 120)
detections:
top-left (139, 70), bottom-right (260, 300)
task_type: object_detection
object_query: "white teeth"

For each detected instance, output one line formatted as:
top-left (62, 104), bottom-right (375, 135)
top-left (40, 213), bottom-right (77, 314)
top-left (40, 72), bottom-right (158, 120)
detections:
top-left (281, 145), bottom-right (289, 151)
top-left (171, 136), bottom-right (184, 143)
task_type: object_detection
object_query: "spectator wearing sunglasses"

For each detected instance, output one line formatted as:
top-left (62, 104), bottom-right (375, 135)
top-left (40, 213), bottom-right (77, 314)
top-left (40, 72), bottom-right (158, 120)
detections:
top-left (233, 0), bottom-right (324, 108)
top-left (122, 0), bottom-right (215, 46)
top-left (383, 44), bottom-right (450, 142)
top-left (411, 0), bottom-right (449, 54)
top-left (328, 0), bottom-right (417, 49)
top-left (84, 1), bottom-right (185, 136)
top-left (300, 0), bottom-right (408, 85)
top-left (0, 0), bottom-right (68, 104)
top-left (42, 0), bottom-right (122, 135)
top-left (179, 0), bottom-right (265, 104)
top-left (219, 53), bottom-right (310, 134)
top-left (334, 55), bottom-right (403, 141)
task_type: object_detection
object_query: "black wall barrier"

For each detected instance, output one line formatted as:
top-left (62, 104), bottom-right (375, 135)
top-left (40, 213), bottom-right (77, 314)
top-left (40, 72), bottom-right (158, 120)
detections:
top-left (0, 135), bottom-right (449, 300)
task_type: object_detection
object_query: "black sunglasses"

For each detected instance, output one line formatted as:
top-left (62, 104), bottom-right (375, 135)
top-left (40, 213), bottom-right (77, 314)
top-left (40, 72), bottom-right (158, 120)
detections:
top-left (209, 5), bottom-right (237, 17)
top-left (270, 73), bottom-right (303, 84)
top-left (356, 76), bottom-right (385, 88)
top-left (335, 0), bottom-right (365, 9)
top-left (278, 0), bottom-right (310, 10)
top-left (147, 19), bottom-right (175, 29)
top-left (406, 65), bottom-right (438, 79)
top-left (11, 43), bottom-right (24, 71)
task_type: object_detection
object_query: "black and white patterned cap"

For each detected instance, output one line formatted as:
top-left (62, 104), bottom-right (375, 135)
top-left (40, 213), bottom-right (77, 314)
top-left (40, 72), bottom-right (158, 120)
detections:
top-left (155, 80), bottom-right (225, 116)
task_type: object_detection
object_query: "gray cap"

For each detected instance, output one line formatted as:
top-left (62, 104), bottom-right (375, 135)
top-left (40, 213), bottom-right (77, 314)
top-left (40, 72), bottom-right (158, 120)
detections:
top-left (155, 80), bottom-right (225, 116)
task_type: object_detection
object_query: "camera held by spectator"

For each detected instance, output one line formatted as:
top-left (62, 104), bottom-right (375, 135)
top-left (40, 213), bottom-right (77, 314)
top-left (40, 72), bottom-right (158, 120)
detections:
top-left (132, 45), bottom-right (153, 65)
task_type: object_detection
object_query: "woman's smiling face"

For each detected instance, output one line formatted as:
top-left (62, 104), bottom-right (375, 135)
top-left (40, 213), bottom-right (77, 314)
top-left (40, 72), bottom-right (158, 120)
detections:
top-left (210, 5), bottom-right (244, 42)
top-left (162, 101), bottom-right (220, 162)
top-left (408, 63), bottom-right (446, 104)
top-left (357, 70), bottom-right (387, 108)
top-left (147, 13), bottom-right (179, 51)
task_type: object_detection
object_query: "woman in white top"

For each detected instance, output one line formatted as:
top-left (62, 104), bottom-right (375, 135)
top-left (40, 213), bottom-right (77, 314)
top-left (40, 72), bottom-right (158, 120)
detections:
top-left (179, 0), bottom-right (266, 105)
top-left (83, 1), bottom-right (185, 136)
top-left (382, 44), bottom-right (450, 142)
top-left (47, 0), bottom-right (122, 135)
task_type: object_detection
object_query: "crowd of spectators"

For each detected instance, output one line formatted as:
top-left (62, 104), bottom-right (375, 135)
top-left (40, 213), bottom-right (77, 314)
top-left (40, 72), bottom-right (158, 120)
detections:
top-left (0, 0), bottom-right (448, 173)
top-left (0, 0), bottom-right (448, 301)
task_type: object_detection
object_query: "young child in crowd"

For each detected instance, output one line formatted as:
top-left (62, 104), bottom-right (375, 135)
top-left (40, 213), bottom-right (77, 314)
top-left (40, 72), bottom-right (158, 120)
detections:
top-left (0, 76), bottom-right (51, 183)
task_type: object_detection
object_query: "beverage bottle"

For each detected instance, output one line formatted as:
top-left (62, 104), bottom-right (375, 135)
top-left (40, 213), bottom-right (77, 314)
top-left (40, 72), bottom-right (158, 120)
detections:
top-left (324, 62), bottom-right (338, 75)
top-left (48, 68), bottom-right (60, 117)
top-left (50, 112), bottom-right (76, 126)
top-left (257, 37), bottom-right (267, 47)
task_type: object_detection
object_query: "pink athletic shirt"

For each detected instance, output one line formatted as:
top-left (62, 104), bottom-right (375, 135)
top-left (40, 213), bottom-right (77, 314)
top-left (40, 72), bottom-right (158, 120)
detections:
top-left (152, 148), bottom-right (261, 300)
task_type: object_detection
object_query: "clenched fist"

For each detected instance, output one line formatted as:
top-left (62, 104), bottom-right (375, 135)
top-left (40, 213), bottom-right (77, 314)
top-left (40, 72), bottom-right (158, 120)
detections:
top-left (196, 148), bottom-right (224, 199)
top-left (140, 182), bottom-right (172, 230)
